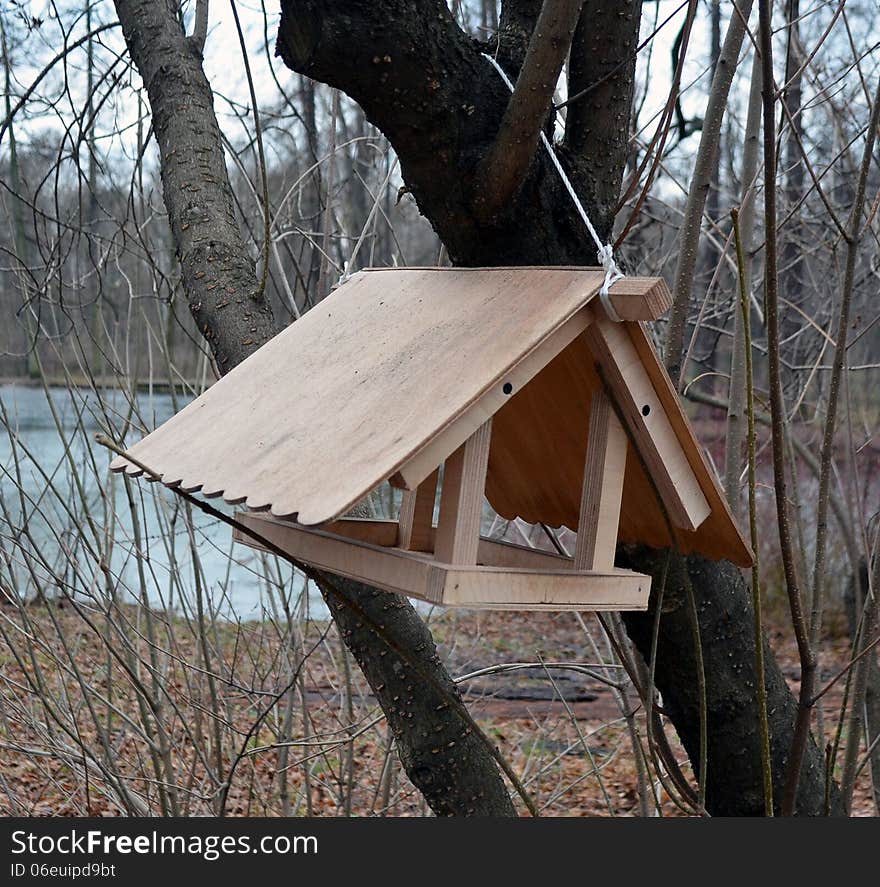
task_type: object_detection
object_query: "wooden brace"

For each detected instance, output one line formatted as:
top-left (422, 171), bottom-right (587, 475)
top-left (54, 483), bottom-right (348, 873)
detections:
top-left (434, 418), bottom-right (492, 565)
top-left (574, 389), bottom-right (627, 571)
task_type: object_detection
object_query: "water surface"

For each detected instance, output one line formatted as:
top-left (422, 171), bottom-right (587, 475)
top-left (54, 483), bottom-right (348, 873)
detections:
top-left (0, 383), bottom-right (317, 621)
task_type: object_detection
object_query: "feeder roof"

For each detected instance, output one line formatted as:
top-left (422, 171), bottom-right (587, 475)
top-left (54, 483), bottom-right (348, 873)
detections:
top-left (111, 267), bottom-right (751, 567)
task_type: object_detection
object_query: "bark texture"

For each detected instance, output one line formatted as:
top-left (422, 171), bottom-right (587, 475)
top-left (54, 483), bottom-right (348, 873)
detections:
top-left (564, 0), bottom-right (641, 239)
top-left (318, 573), bottom-right (513, 815)
top-left (278, 0), bottom-right (838, 816)
top-left (114, 0), bottom-right (276, 371)
top-left (114, 0), bottom-right (515, 816)
top-left (277, 0), bottom-right (596, 266)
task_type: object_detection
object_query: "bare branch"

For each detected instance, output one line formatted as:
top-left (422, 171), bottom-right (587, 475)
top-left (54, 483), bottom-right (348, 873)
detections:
top-left (664, 0), bottom-right (754, 387)
top-left (757, 0), bottom-right (813, 817)
top-left (189, 0), bottom-right (209, 56)
top-left (476, 0), bottom-right (584, 217)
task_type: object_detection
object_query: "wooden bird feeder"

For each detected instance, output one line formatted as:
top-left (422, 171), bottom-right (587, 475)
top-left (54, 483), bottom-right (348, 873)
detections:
top-left (111, 267), bottom-right (751, 611)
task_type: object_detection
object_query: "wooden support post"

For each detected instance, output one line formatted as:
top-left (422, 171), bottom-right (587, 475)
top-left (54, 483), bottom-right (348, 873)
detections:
top-left (574, 390), bottom-right (627, 571)
top-left (434, 419), bottom-right (492, 565)
top-left (397, 468), bottom-right (439, 551)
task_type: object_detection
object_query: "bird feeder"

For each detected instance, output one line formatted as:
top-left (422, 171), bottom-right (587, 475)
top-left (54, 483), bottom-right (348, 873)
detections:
top-left (111, 267), bottom-right (751, 611)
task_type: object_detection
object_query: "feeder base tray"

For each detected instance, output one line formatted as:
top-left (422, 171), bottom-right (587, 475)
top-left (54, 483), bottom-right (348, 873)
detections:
top-left (233, 513), bottom-right (651, 612)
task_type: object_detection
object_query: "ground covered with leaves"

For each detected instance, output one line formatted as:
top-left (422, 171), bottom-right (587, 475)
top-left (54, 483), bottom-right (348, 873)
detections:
top-left (0, 601), bottom-right (875, 817)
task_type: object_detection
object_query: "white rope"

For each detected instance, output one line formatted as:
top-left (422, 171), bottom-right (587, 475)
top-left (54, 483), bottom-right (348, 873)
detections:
top-left (337, 260), bottom-right (351, 287)
top-left (481, 52), bottom-right (624, 322)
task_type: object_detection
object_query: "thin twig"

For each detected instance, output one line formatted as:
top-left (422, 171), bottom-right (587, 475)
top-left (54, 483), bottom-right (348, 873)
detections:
top-left (732, 205), bottom-right (773, 815)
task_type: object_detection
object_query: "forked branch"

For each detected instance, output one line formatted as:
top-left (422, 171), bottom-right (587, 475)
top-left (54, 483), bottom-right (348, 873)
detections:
top-left (477, 0), bottom-right (584, 218)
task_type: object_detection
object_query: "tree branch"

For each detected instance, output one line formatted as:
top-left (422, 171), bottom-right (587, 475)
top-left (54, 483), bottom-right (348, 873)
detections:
top-left (113, 0), bottom-right (276, 371)
top-left (564, 0), bottom-right (642, 241)
top-left (189, 0), bottom-right (209, 56)
top-left (664, 0), bottom-right (754, 388)
top-left (476, 0), bottom-right (584, 218)
top-left (757, 0), bottom-right (813, 816)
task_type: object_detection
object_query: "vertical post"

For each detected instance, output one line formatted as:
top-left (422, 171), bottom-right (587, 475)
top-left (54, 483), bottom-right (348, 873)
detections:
top-left (574, 390), bottom-right (627, 571)
top-left (397, 468), bottom-right (439, 551)
top-left (434, 419), bottom-right (492, 565)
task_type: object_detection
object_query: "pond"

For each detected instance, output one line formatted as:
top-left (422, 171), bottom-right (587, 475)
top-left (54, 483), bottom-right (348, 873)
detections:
top-left (0, 383), bottom-right (320, 621)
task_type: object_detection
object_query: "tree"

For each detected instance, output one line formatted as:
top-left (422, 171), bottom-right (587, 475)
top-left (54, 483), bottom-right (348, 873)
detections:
top-left (108, 0), bottom-right (841, 815)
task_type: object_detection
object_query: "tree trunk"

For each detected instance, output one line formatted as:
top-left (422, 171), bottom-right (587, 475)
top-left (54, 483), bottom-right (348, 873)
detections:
top-left (113, 0), bottom-right (515, 816)
top-left (114, 0), bottom-right (276, 372)
top-left (277, 0), bottom-right (841, 816)
top-left (278, 0), bottom-right (595, 267)
top-left (664, 0), bottom-right (754, 386)
top-left (318, 572), bottom-right (514, 815)
top-left (619, 547), bottom-right (842, 815)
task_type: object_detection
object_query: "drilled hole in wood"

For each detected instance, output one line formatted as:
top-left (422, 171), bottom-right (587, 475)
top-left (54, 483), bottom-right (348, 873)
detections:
top-left (641, 404), bottom-right (651, 416)
top-left (503, 382), bottom-right (513, 395)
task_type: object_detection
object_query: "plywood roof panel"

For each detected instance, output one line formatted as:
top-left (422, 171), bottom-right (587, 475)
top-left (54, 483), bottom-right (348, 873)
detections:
top-left (112, 267), bottom-right (608, 524)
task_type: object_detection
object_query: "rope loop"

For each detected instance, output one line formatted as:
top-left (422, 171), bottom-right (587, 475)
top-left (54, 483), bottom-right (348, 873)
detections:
top-left (597, 243), bottom-right (624, 322)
